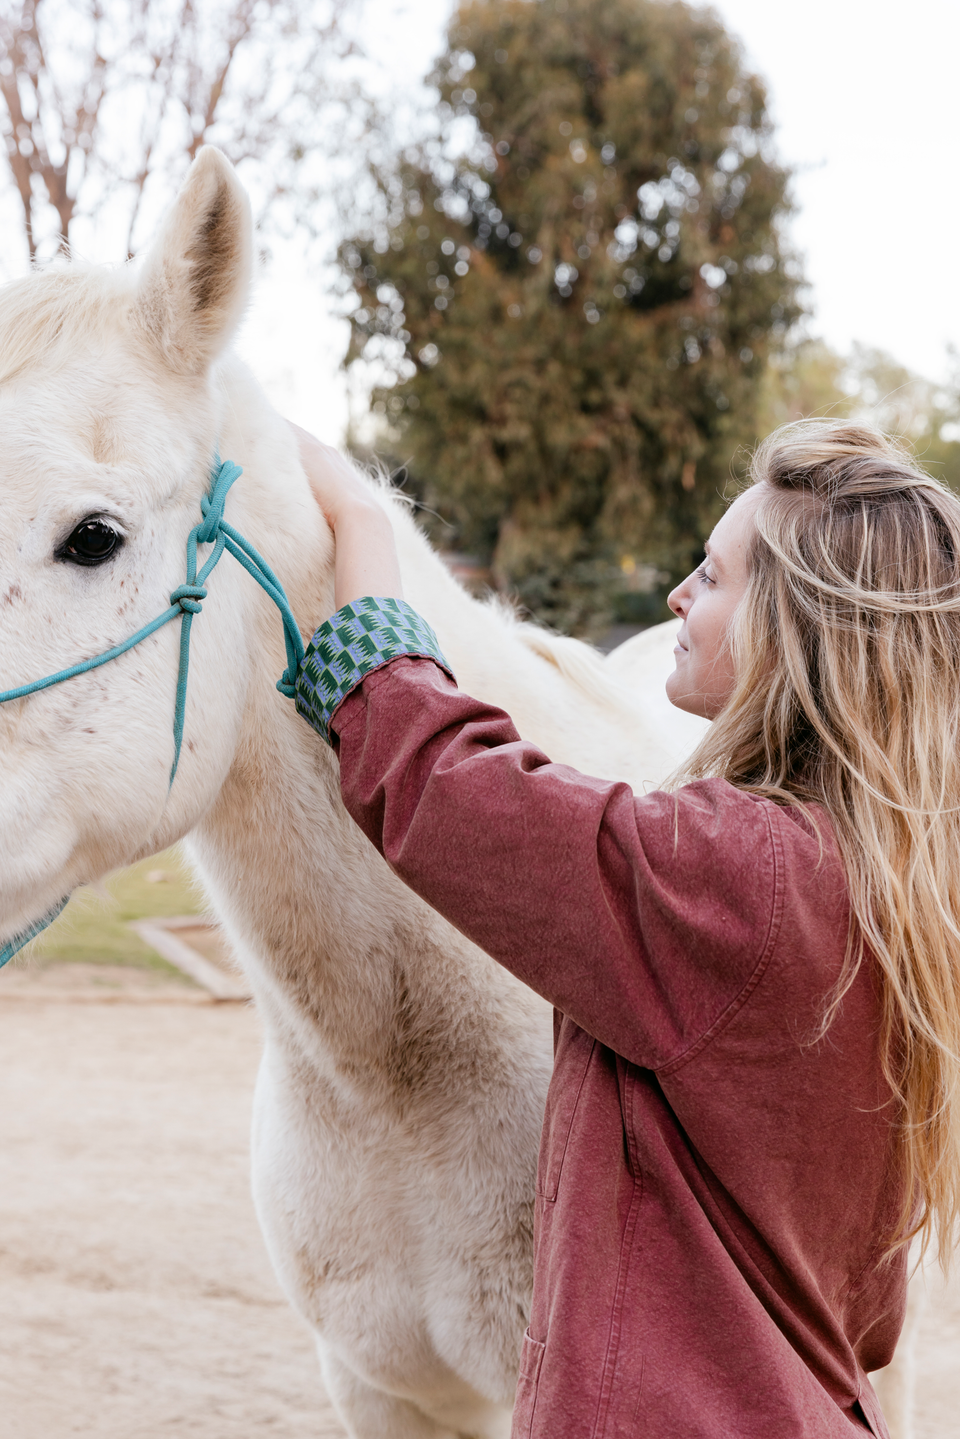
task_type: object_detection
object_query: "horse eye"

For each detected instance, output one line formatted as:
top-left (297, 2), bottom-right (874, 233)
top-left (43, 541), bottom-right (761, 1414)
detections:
top-left (57, 519), bottom-right (122, 567)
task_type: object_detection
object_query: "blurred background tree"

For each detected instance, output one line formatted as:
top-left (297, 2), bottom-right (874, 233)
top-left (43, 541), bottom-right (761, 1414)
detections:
top-left (0, 0), bottom-right (364, 264)
top-left (757, 337), bottom-right (850, 430)
top-left (759, 338), bottom-right (960, 491)
top-left (339, 0), bottom-right (801, 635)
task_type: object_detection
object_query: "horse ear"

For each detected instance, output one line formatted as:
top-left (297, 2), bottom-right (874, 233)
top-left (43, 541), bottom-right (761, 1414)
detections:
top-left (135, 146), bottom-right (252, 375)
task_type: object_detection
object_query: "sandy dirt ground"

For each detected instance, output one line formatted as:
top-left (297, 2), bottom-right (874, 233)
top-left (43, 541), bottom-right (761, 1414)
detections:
top-left (0, 965), bottom-right (346, 1439)
top-left (0, 965), bottom-right (958, 1439)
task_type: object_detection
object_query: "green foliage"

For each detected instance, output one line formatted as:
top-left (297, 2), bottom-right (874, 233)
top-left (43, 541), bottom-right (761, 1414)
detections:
top-left (340, 0), bottom-right (800, 633)
top-left (844, 345), bottom-right (960, 492)
top-left (757, 339), bottom-right (853, 432)
top-left (918, 429), bottom-right (960, 495)
top-left (758, 339), bottom-right (960, 494)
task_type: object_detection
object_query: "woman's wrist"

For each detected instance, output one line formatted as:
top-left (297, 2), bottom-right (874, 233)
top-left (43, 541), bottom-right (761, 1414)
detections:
top-left (288, 420), bottom-right (405, 609)
top-left (328, 495), bottom-right (386, 534)
top-left (331, 502), bottom-right (404, 610)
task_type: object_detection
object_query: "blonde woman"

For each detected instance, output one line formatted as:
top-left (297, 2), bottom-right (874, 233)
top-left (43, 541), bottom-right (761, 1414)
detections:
top-left (292, 420), bottom-right (954, 1437)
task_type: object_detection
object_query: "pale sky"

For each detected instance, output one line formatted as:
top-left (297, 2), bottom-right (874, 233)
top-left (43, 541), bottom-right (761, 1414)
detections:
top-left (244, 0), bottom-right (960, 442)
top-left (716, 0), bottom-right (960, 381)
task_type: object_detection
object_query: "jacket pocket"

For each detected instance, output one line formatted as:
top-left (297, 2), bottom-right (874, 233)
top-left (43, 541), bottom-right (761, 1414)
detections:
top-left (511, 1330), bottom-right (545, 1439)
top-left (536, 1025), bottom-right (595, 1201)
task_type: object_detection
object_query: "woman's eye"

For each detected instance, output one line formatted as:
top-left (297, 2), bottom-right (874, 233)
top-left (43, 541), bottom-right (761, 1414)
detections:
top-left (57, 519), bottom-right (122, 567)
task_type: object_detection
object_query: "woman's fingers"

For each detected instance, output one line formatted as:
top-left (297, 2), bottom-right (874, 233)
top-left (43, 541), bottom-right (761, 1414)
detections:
top-left (288, 421), bottom-right (376, 529)
top-left (285, 422), bottom-right (404, 606)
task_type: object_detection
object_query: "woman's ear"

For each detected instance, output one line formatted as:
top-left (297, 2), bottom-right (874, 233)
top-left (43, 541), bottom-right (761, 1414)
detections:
top-left (134, 146), bottom-right (252, 375)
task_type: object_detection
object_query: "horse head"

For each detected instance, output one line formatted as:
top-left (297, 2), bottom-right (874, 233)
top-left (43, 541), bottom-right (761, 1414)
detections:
top-left (0, 147), bottom-right (325, 952)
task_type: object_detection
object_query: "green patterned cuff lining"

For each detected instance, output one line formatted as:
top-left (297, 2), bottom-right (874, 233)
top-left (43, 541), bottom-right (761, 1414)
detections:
top-left (295, 596), bottom-right (454, 745)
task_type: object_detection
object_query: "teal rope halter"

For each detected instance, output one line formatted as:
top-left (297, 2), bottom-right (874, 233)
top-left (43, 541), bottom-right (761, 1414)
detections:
top-left (0, 454), bottom-right (304, 970)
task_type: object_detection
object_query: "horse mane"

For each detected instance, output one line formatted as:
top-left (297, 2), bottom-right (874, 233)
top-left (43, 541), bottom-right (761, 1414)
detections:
top-left (377, 481), bottom-right (642, 713)
top-left (515, 621), bottom-right (605, 686)
top-left (513, 617), bottom-right (649, 711)
top-left (0, 265), bottom-right (132, 384)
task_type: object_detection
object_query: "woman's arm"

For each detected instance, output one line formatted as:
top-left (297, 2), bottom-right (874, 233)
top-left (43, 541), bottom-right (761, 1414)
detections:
top-left (291, 424), bottom-right (403, 610)
top-left (292, 426), bottom-right (779, 1067)
top-left (328, 659), bottom-right (780, 1070)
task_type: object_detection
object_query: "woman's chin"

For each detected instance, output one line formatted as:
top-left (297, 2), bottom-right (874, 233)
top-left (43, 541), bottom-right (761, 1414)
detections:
top-left (666, 676), bottom-right (709, 720)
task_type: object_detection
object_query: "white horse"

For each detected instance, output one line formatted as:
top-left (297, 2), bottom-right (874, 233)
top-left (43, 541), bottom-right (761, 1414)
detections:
top-left (0, 148), bottom-right (917, 1438)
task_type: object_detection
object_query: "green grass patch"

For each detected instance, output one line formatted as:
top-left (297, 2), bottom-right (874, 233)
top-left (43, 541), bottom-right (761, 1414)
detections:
top-left (30, 847), bottom-right (204, 971)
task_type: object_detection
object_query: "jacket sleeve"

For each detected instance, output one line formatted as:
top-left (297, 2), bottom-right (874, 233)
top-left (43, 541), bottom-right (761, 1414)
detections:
top-left (325, 654), bottom-right (782, 1071)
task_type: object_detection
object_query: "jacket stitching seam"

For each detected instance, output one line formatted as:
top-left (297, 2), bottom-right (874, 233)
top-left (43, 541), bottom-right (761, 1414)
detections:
top-left (538, 1035), bottom-right (597, 1202)
top-left (657, 803), bottom-right (786, 1077)
top-left (591, 1072), bottom-right (645, 1438)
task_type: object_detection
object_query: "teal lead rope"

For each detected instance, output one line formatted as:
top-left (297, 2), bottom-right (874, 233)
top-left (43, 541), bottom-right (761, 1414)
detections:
top-left (0, 454), bottom-right (305, 970)
top-left (0, 897), bottom-right (70, 970)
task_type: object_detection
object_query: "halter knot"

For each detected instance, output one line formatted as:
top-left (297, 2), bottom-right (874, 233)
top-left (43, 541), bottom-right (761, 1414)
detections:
top-left (170, 583), bottom-right (208, 614)
top-left (196, 456), bottom-right (243, 545)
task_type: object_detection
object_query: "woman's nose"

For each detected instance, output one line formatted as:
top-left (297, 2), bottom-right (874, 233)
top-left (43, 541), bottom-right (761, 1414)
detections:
top-left (668, 580), bottom-right (689, 617)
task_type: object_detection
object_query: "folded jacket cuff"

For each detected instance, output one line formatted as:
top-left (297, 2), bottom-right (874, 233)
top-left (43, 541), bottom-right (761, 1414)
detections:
top-left (294, 595), bottom-right (454, 745)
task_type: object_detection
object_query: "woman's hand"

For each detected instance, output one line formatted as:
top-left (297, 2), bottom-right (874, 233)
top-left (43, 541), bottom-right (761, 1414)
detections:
top-left (290, 421), bottom-right (404, 609)
top-left (290, 422), bottom-right (378, 531)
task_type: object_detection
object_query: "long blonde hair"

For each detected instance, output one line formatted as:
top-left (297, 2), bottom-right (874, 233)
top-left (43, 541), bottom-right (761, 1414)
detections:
top-left (681, 419), bottom-right (960, 1260)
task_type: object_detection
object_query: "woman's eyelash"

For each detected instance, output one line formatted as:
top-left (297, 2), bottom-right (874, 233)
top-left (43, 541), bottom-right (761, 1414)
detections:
top-left (695, 564), bottom-right (714, 584)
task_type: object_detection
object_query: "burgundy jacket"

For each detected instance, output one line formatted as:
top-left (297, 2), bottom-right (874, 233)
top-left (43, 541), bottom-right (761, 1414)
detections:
top-left (325, 656), bottom-right (905, 1439)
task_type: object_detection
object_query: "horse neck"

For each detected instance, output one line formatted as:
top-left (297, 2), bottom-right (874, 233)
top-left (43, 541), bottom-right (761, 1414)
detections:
top-left (389, 502), bottom-right (678, 787)
top-left (191, 687), bottom-right (531, 1093)
top-left (186, 471), bottom-right (523, 1085)
top-left (184, 383), bottom-right (645, 1081)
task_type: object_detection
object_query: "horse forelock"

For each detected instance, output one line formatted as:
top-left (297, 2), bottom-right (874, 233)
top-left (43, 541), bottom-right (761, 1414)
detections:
top-left (0, 265), bottom-right (134, 386)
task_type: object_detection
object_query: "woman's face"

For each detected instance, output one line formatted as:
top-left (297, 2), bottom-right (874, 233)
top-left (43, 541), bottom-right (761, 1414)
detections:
top-left (666, 485), bottom-right (763, 719)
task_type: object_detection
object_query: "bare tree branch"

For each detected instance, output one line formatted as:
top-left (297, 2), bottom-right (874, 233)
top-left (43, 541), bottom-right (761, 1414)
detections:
top-left (0, 28), bottom-right (38, 256)
top-left (0, 0), bottom-right (371, 265)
